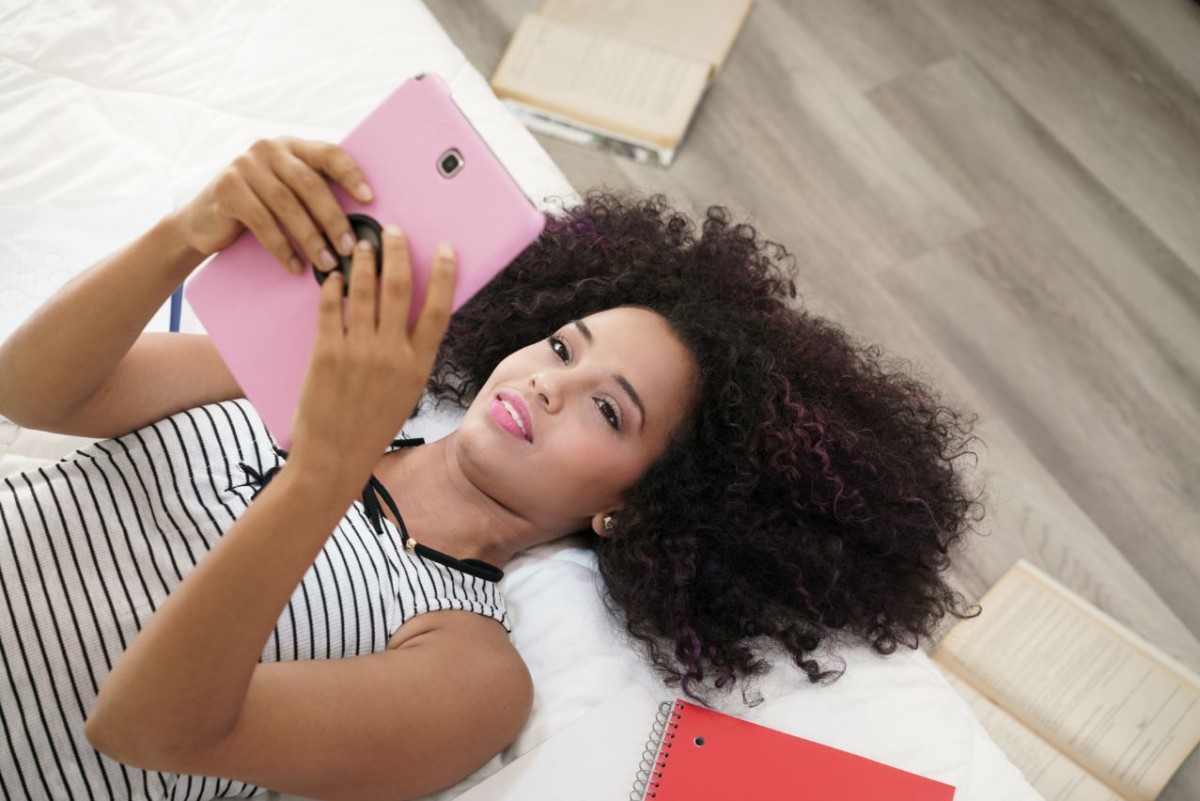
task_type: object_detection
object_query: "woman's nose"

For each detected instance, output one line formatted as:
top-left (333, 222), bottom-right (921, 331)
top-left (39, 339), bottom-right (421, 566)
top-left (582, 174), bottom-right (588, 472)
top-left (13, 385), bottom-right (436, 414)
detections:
top-left (530, 373), bottom-right (563, 413)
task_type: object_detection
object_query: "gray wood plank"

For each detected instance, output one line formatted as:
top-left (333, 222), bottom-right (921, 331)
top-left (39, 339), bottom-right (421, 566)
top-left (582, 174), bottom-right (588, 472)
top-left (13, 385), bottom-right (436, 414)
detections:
top-left (916, 0), bottom-right (1200, 277)
top-left (1100, 0), bottom-right (1200, 92)
top-left (870, 55), bottom-right (1200, 635)
top-left (776, 0), bottom-right (960, 91)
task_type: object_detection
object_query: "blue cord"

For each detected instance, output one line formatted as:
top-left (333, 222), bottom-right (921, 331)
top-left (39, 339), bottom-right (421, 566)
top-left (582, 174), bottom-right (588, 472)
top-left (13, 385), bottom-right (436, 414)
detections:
top-left (169, 285), bottom-right (183, 332)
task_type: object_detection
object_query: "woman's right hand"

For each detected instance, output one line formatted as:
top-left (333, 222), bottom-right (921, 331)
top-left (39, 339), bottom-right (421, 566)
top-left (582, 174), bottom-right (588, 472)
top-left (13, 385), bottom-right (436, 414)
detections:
top-left (173, 137), bottom-right (375, 274)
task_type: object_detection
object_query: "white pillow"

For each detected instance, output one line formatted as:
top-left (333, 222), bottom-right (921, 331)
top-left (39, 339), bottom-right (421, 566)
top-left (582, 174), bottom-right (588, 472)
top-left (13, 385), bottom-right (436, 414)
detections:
top-left (438, 539), bottom-right (1035, 800)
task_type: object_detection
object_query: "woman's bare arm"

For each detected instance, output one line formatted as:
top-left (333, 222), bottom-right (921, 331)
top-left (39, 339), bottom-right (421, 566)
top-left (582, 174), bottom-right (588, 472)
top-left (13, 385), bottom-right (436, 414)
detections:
top-left (85, 461), bottom-right (530, 801)
top-left (45, 332), bottom-right (242, 439)
top-left (0, 137), bottom-right (370, 435)
top-left (0, 213), bottom-right (205, 431)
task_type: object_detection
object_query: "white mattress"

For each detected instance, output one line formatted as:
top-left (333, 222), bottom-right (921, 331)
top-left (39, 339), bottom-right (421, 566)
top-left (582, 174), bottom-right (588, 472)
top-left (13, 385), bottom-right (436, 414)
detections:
top-left (0, 1), bottom-right (1039, 799)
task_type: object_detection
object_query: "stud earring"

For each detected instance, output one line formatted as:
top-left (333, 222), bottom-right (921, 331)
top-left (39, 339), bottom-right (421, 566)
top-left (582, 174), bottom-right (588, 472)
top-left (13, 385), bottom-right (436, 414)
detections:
top-left (602, 516), bottom-right (614, 532)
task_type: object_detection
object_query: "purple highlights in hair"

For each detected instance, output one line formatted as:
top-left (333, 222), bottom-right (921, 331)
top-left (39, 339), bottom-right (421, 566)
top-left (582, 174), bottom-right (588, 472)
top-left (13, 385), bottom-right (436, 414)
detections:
top-left (430, 189), bottom-right (984, 707)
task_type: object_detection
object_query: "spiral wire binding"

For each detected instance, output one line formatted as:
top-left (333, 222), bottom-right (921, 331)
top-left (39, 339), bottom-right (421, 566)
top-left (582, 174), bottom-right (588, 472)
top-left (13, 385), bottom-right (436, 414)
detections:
top-left (629, 701), bottom-right (683, 800)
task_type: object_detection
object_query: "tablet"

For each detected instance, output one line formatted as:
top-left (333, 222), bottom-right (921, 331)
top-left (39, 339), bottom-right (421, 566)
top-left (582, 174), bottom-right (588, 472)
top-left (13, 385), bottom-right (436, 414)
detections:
top-left (185, 73), bottom-right (547, 450)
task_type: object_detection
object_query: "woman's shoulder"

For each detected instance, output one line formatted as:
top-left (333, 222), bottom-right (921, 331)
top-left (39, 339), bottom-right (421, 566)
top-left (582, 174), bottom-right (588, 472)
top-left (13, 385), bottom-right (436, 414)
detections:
top-left (387, 607), bottom-right (517, 654)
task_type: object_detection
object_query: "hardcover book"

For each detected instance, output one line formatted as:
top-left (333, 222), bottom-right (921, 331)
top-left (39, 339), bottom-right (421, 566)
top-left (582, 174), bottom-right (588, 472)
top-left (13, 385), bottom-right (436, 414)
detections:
top-left (490, 0), bottom-right (754, 166)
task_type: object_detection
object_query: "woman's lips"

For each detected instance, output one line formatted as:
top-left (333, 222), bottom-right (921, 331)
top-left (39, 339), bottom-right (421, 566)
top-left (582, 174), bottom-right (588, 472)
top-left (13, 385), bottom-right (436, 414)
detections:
top-left (489, 392), bottom-right (533, 442)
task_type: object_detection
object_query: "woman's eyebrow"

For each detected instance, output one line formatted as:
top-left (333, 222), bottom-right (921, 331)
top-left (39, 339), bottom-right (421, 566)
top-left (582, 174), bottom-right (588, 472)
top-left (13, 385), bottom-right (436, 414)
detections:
top-left (615, 375), bottom-right (646, 431)
top-left (572, 318), bottom-right (593, 343)
top-left (571, 319), bottom-right (646, 431)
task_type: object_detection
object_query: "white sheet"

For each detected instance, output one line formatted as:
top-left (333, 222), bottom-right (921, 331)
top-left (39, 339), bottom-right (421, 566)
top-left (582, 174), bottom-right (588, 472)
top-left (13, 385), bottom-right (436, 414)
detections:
top-left (0, 1), bottom-right (1039, 799)
top-left (0, 195), bottom-right (177, 339)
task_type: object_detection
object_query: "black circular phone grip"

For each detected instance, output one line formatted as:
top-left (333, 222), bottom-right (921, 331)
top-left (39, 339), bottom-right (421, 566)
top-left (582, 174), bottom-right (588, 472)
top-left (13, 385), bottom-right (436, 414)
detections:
top-left (314, 213), bottom-right (384, 295)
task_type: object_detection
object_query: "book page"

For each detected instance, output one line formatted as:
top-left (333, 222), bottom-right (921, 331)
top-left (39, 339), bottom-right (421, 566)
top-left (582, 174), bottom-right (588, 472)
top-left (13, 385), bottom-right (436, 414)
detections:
top-left (934, 560), bottom-right (1200, 801)
top-left (943, 672), bottom-right (1125, 800)
top-left (540, 0), bottom-right (753, 76)
top-left (491, 14), bottom-right (710, 148)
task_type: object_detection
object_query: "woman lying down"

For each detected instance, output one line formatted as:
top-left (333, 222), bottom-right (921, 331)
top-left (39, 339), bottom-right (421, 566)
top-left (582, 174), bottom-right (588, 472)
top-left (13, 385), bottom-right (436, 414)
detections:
top-left (0, 138), bottom-right (982, 800)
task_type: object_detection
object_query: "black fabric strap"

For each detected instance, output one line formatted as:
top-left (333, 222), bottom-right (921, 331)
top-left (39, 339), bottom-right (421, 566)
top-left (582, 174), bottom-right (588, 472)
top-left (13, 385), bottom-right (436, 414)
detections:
top-left (238, 438), bottom-right (504, 583)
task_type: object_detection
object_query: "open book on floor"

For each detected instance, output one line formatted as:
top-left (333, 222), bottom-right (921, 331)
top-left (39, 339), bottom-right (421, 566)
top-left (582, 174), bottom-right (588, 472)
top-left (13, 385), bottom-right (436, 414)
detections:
top-left (932, 559), bottom-right (1200, 801)
top-left (490, 0), bottom-right (753, 166)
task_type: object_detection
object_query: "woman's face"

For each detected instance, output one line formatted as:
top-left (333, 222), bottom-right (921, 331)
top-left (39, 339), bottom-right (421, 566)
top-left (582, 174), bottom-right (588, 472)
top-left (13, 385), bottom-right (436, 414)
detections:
top-left (454, 306), bottom-right (698, 534)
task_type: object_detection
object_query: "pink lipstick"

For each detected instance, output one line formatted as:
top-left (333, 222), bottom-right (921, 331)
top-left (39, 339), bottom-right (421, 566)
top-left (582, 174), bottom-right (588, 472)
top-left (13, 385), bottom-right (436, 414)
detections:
top-left (489, 391), bottom-right (533, 442)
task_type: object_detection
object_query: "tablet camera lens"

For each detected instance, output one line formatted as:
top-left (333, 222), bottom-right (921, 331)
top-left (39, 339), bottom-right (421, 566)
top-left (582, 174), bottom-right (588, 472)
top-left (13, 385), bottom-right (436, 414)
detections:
top-left (438, 149), bottom-right (463, 177)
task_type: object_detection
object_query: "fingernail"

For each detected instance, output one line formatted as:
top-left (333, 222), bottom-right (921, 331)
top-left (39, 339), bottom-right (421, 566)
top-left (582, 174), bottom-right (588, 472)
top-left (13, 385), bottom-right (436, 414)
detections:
top-left (340, 233), bottom-right (356, 254)
top-left (357, 183), bottom-right (373, 202)
top-left (357, 239), bottom-right (374, 253)
top-left (289, 257), bottom-right (304, 274)
top-left (437, 242), bottom-right (453, 259)
top-left (385, 224), bottom-right (403, 239)
top-left (320, 249), bottom-right (337, 269)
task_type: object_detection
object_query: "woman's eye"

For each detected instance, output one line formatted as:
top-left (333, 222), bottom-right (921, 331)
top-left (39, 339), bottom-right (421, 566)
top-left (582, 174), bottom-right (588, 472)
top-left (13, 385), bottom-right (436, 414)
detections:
top-left (548, 335), bottom-right (569, 363)
top-left (596, 398), bottom-right (621, 431)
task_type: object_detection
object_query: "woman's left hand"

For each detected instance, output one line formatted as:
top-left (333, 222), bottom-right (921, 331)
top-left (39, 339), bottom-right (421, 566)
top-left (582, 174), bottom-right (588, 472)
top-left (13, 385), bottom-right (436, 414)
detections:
top-left (287, 225), bottom-right (456, 495)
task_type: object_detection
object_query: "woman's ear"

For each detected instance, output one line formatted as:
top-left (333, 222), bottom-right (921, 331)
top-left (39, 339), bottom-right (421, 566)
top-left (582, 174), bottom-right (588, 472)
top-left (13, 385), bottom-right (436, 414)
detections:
top-left (591, 512), bottom-right (617, 537)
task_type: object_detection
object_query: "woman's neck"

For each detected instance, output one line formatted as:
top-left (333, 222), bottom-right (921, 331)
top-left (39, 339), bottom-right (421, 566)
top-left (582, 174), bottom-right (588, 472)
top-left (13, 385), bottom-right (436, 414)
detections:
top-left (370, 435), bottom-right (548, 569)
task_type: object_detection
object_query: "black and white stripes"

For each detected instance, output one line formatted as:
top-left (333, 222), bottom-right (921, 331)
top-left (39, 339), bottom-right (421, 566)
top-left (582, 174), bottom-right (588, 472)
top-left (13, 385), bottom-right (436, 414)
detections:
top-left (0, 399), bottom-right (509, 800)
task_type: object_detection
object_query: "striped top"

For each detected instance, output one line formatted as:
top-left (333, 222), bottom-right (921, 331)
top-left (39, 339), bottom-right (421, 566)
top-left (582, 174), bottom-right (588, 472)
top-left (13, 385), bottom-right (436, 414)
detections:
top-left (0, 398), bottom-right (509, 801)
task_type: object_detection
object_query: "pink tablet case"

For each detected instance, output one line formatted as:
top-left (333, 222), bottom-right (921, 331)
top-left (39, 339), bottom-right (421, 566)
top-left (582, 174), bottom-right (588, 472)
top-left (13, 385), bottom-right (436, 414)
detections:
top-left (185, 73), bottom-right (546, 450)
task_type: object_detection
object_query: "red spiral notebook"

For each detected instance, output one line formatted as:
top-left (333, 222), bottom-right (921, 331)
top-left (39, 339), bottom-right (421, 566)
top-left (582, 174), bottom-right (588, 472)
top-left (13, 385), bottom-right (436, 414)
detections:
top-left (637, 698), bottom-right (956, 800)
top-left (456, 683), bottom-right (956, 800)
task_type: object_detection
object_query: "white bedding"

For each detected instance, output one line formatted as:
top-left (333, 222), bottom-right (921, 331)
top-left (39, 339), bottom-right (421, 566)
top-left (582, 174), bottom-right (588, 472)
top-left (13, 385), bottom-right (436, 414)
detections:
top-left (0, 1), bottom-right (1039, 799)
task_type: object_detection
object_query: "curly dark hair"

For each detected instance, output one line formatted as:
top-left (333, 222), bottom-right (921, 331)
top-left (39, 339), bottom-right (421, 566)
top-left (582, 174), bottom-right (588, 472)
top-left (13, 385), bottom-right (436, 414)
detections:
top-left (428, 189), bottom-right (984, 705)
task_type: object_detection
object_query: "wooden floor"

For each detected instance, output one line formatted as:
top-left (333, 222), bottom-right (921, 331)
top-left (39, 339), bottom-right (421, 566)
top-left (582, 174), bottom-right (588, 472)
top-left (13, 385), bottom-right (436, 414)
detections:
top-left (426, 1), bottom-right (1200, 796)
